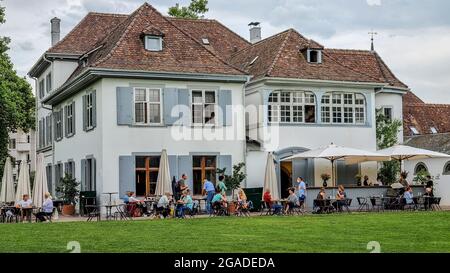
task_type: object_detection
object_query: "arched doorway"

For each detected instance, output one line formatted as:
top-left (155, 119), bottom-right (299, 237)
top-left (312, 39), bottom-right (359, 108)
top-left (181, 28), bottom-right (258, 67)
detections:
top-left (280, 162), bottom-right (292, 198)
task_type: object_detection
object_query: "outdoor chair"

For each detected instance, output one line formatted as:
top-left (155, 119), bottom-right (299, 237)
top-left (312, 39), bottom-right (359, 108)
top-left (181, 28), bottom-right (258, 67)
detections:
top-left (86, 205), bottom-right (100, 222)
top-left (185, 201), bottom-right (200, 218)
top-left (313, 199), bottom-right (334, 214)
top-left (35, 208), bottom-right (56, 223)
top-left (370, 197), bottom-right (384, 212)
top-left (415, 196), bottom-right (425, 211)
top-left (400, 198), bottom-right (415, 211)
top-left (211, 202), bottom-right (227, 217)
top-left (260, 201), bottom-right (273, 216)
top-left (357, 197), bottom-right (369, 212)
top-left (432, 197), bottom-right (442, 211)
top-left (235, 201), bottom-right (251, 217)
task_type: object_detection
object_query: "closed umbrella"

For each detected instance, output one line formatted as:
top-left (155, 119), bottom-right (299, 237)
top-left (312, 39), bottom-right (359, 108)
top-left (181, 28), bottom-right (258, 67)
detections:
top-left (0, 157), bottom-right (15, 203)
top-left (263, 152), bottom-right (280, 200)
top-left (33, 153), bottom-right (49, 208)
top-left (16, 161), bottom-right (32, 201)
top-left (284, 143), bottom-right (391, 187)
top-left (155, 149), bottom-right (172, 196)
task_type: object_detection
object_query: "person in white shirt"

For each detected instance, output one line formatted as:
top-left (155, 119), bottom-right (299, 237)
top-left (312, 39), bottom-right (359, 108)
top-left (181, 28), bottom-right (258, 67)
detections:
top-left (16, 194), bottom-right (33, 222)
top-left (35, 192), bottom-right (54, 222)
top-left (157, 192), bottom-right (172, 219)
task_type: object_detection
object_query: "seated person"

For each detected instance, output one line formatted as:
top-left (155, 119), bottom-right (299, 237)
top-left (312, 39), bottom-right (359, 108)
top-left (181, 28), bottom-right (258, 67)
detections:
top-left (404, 187), bottom-right (414, 205)
top-left (122, 191), bottom-right (130, 204)
top-left (157, 192), bottom-right (172, 219)
top-left (16, 194), bottom-right (33, 222)
top-left (263, 188), bottom-right (282, 215)
top-left (176, 190), bottom-right (193, 218)
top-left (211, 189), bottom-right (226, 210)
top-left (314, 188), bottom-right (326, 214)
top-left (333, 185), bottom-right (347, 211)
top-left (34, 192), bottom-right (54, 222)
top-left (237, 188), bottom-right (249, 210)
top-left (285, 188), bottom-right (299, 214)
top-left (128, 192), bottom-right (148, 217)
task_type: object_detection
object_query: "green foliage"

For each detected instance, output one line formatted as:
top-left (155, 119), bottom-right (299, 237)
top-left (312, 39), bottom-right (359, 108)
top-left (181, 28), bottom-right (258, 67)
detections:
top-left (168, 0), bottom-right (209, 19)
top-left (0, 3), bottom-right (35, 178)
top-left (56, 174), bottom-right (80, 205)
top-left (413, 169), bottom-right (430, 185)
top-left (320, 173), bottom-right (331, 182)
top-left (217, 162), bottom-right (246, 198)
top-left (376, 109), bottom-right (402, 185)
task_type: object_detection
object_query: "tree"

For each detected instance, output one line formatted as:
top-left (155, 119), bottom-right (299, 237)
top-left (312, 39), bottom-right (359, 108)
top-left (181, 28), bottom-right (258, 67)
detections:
top-left (217, 162), bottom-right (247, 199)
top-left (376, 109), bottom-right (402, 184)
top-left (168, 0), bottom-right (209, 19)
top-left (0, 2), bottom-right (35, 178)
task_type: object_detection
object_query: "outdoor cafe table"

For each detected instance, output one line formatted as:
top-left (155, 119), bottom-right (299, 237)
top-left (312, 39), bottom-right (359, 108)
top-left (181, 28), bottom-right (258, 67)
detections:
top-left (0, 206), bottom-right (18, 223)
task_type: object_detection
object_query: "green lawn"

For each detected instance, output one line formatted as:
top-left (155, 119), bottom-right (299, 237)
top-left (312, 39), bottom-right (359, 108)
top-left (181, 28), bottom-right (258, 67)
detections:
top-left (1, 212), bottom-right (449, 253)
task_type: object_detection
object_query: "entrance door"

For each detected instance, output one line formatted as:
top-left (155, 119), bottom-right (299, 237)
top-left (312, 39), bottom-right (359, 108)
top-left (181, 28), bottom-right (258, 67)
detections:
top-left (135, 156), bottom-right (160, 196)
top-left (280, 161), bottom-right (292, 198)
top-left (192, 156), bottom-right (216, 195)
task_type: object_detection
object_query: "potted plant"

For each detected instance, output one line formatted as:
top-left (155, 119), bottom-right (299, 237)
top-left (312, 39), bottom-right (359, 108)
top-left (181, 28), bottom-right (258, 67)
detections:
top-left (217, 162), bottom-right (247, 214)
top-left (355, 174), bottom-right (362, 186)
top-left (321, 173), bottom-right (331, 188)
top-left (413, 169), bottom-right (430, 186)
top-left (56, 173), bottom-right (80, 216)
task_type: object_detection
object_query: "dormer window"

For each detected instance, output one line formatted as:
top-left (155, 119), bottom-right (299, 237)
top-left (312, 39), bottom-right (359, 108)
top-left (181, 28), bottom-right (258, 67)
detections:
top-left (307, 49), bottom-right (322, 64)
top-left (202, 38), bottom-right (210, 45)
top-left (431, 127), bottom-right (438, 134)
top-left (145, 36), bottom-right (163, 51)
top-left (410, 127), bottom-right (419, 135)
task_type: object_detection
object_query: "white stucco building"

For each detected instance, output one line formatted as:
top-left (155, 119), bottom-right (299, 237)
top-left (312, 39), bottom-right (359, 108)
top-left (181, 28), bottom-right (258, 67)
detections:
top-left (8, 129), bottom-right (36, 184)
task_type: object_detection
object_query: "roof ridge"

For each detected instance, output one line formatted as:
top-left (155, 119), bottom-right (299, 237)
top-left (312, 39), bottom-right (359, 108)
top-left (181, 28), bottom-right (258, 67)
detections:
top-left (165, 16), bottom-right (216, 22)
top-left (87, 12), bottom-right (129, 17)
top-left (326, 48), bottom-right (372, 53)
top-left (373, 51), bottom-right (408, 88)
top-left (266, 29), bottom-right (294, 77)
top-left (230, 29), bottom-right (292, 58)
top-left (406, 103), bottom-right (450, 107)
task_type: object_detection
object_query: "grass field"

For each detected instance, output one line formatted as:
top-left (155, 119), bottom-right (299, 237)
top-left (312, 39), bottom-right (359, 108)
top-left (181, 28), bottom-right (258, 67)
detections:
top-left (1, 212), bottom-right (449, 253)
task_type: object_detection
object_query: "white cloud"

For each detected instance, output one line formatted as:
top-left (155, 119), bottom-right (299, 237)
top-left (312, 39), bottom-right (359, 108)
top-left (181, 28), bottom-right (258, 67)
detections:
top-left (366, 0), bottom-right (381, 7)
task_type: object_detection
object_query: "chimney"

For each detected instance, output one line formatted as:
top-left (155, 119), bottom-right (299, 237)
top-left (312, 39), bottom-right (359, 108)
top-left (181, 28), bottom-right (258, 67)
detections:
top-left (51, 17), bottom-right (61, 46)
top-left (249, 22), bottom-right (261, 44)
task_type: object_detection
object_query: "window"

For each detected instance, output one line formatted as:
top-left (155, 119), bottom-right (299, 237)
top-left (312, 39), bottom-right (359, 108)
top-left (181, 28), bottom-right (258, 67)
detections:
top-left (46, 165), bottom-right (52, 194)
top-left (46, 73), bottom-right (52, 93)
top-left (145, 36), bottom-right (162, 51)
top-left (191, 90), bottom-right (217, 125)
top-left (307, 50), bottom-right (322, 64)
top-left (268, 91), bottom-right (316, 124)
top-left (414, 162), bottom-right (428, 175)
top-left (249, 56), bottom-right (259, 66)
top-left (193, 156), bottom-right (216, 195)
top-left (135, 156), bottom-right (160, 196)
top-left (133, 88), bottom-right (162, 125)
top-left (55, 109), bottom-right (63, 141)
top-left (82, 158), bottom-right (96, 192)
top-left (431, 127), bottom-right (438, 134)
top-left (383, 107), bottom-right (393, 123)
top-left (26, 154), bottom-right (30, 163)
top-left (321, 93), bottom-right (366, 125)
top-left (202, 38), bottom-right (210, 45)
top-left (27, 135), bottom-right (30, 143)
top-left (54, 163), bottom-right (63, 194)
top-left (86, 93), bottom-right (94, 129)
top-left (8, 138), bottom-right (16, 149)
top-left (443, 161), bottom-right (450, 175)
top-left (45, 114), bottom-right (52, 146)
top-left (65, 161), bottom-right (75, 179)
top-left (38, 118), bottom-right (46, 148)
top-left (65, 103), bottom-right (74, 137)
top-left (410, 127), bottom-right (419, 135)
top-left (39, 80), bottom-right (45, 99)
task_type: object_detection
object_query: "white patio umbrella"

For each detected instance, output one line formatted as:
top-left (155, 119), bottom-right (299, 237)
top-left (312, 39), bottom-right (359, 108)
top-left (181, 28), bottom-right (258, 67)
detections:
top-left (16, 161), bottom-right (32, 202)
top-left (155, 149), bottom-right (172, 196)
top-left (284, 143), bottom-right (391, 187)
top-left (263, 152), bottom-right (280, 200)
top-left (0, 157), bottom-right (16, 203)
top-left (378, 145), bottom-right (450, 171)
top-left (32, 153), bottom-right (48, 208)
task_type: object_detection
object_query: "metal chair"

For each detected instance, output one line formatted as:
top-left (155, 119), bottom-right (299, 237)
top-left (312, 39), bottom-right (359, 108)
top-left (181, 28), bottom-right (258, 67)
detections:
top-left (370, 197), bottom-right (384, 212)
top-left (260, 201), bottom-right (273, 216)
top-left (432, 197), bottom-right (442, 211)
top-left (357, 197), bottom-right (369, 212)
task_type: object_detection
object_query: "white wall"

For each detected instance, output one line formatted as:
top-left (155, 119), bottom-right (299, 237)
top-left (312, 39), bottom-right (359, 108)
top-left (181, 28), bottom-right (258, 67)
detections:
top-left (375, 92), bottom-right (404, 143)
top-left (405, 158), bottom-right (450, 206)
top-left (52, 60), bottom-right (78, 90)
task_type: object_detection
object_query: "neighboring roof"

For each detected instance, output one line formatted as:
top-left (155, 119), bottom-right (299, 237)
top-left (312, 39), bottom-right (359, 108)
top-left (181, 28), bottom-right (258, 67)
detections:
top-left (167, 17), bottom-right (251, 60)
top-left (404, 133), bottom-right (450, 155)
top-left (68, 3), bottom-right (246, 81)
top-left (48, 12), bottom-right (128, 55)
top-left (229, 29), bottom-right (407, 88)
top-left (403, 103), bottom-right (450, 136)
top-left (403, 91), bottom-right (424, 104)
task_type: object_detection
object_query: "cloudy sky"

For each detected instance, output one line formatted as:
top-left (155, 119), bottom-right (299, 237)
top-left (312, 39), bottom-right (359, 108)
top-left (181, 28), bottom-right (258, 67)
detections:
top-left (1, 0), bottom-right (450, 103)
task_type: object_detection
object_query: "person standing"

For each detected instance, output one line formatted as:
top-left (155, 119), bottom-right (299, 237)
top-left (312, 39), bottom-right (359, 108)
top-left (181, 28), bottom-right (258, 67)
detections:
top-left (297, 177), bottom-right (307, 206)
top-left (202, 178), bottom-right (215, 214)
top-left (176, 174), bottom-right (188, 201)
top-left (425, 175), bottom-right (434, 195)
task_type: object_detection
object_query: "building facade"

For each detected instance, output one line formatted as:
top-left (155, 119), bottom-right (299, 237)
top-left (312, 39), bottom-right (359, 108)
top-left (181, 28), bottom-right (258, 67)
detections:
top-left (8, 130), bottom-right (36, 184)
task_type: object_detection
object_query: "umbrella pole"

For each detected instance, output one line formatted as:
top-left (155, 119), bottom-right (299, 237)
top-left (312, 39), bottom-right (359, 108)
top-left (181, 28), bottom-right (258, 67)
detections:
top-left (331, 159), bottom-right (335, 187)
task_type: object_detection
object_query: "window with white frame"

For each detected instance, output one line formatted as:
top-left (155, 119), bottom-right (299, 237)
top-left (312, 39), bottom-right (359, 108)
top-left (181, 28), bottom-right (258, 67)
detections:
top-left (86, 92), bottom-right (94, 129)
top-left (383, 107), bottom-right (393, 123)
top-left (39, 80), bottom-right (45, 99)
top-left (133, 88), bottom-right (162, 125)
top-left (66, 103), bottom-right (74, 136)
top-left (145, 36), bottom-right (163, 51)
top-left (191, 90), bottom-right (217, 125)
top-left (46, 73), bottom-right (52, 93)
top-left (321, 92), bottom-right (366, 125)
top-left (55, 110), bottom-right (63, 141)
top-left (268, 91), bottom-right (316, 123)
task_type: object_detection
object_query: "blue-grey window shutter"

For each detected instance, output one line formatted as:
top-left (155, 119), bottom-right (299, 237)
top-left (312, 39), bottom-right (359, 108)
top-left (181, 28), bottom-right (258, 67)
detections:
top-left (92, 157), bottom-right (97, 191)
top-left (119, 156), bottom-right (135, 196)
top-left (92, 90), bottom-right (97, 128)
top-left (218, 90), bottom-right (232, 126)
top-left (163, 88), bottom-right (178, 125)
top-left (82, 95), bottom-right (87, 131)
top-left (81, 159), bottom-right (86, 191)
top-left (218, 155), bottom-right (232, 176)
top-left (177, 155), bottom-right (193, 190)
top-left (72, 101), bottom-right (76, 135)
top-left (177, 89), bottom-right (190, 126)
top-left (116, 87), bottom-right (134, 125)
top-left (168, 155), bottom-right (178, 181)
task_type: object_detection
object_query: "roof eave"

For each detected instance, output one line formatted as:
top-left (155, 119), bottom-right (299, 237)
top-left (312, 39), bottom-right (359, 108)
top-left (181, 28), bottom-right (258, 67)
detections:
top-left (28, 52), bottom-right (82, 78)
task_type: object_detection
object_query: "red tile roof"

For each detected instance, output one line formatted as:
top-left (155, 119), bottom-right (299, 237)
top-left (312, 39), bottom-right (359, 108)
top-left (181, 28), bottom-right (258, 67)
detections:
top-left (403, 103), bottom-right (450, 136)
top-left (229, 29), bottom-right (407, 88)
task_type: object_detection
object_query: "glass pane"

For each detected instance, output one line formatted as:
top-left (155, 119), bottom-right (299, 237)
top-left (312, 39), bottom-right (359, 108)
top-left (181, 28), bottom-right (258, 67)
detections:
top-left (205, 169), bottom-right (216, 183)
top-left (204, 104), bottom-right (215, 124)
top-left (268, 92), bottom-right (278, 103)
top-left (148, 89), bottom-right (160, 102)
top-left (344, 94), bottom-right (353, 105)
top-left (192, 104), bottom-right (203, 124)
top-left (293, 92), bottom-right (303, 103)
top-left (322, 95), bottom-right (330, 104)
top-left (344, 107), bottom-right (353, 123)
top-left (292, 105), bottom-right (303, 123)
top-left (268, 105), bottom-right (279, 123)
top-left (305, 93), bottom-right (315, 104)
top-left (333, 107), bottom-right (342, 123)
top-left (332, 94), bottom-right (342, 104)
top-left (205, 156), bottom-right (216, 168)
top-left (281, 92), bottom-right (291, 103)
top-left (280, 105), bottom-right (291, 123)
top-left (193, 169), bottom-right (202, 195)
top-left (149, 157), bottom-right (160, 168)
top-left (355, 94), bottom-right (365, 105)
top-left (135, 171), bottom-right (146, 196)
top-left (135, 103), bottom-right (147, 123)
top-left (149, 172), bottom-right (158, 195)
top-left (135, 89), bottom-right (146, 101)
top-left (205, 91), bottom-right (215, 103)
top-left (146, 37), bottom-right (161, 51)
top-left (305, 105), bottom-right (316, 123)
top-left (149, 104), bottom-right (161, 123)
top-left (193, 156), bottom-right (202, 168)
top-left (192, 91), bottom-right (203, 103)
top-left (136, 157), bottom-right (146, 168)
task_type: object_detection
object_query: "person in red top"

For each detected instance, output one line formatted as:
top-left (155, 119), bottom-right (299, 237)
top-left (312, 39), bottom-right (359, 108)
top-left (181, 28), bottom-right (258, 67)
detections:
top-left (263, 189), bottom-right (283, 215)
